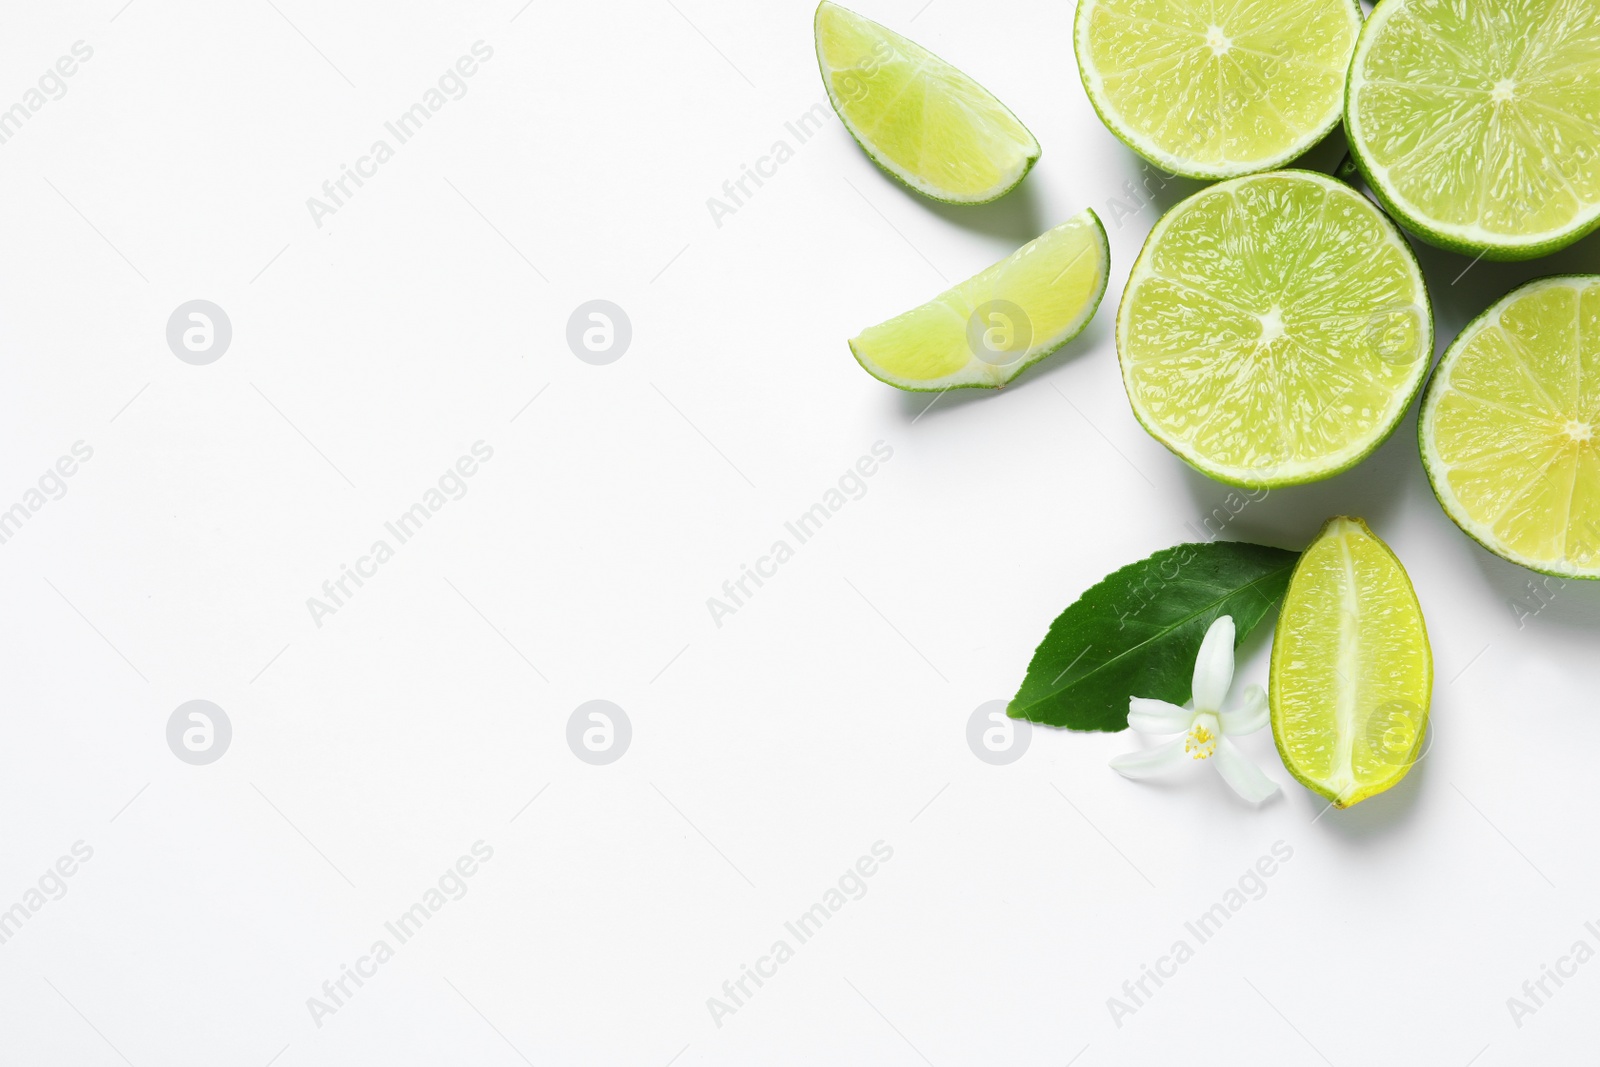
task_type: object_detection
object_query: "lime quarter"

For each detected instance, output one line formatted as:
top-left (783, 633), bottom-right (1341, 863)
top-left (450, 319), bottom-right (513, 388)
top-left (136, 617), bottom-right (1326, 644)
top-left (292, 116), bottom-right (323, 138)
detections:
top-left (1271, 517), bottom-right (1433, 809)
top-left (849, 209), bottom-right (1109, 391)
top-left (815, 1), bottom-right (1040, 204)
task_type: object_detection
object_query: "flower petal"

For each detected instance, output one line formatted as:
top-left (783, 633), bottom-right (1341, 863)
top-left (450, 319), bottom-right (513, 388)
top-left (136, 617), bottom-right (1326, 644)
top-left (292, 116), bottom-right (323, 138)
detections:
top-left (1191, 615), bottom-right (1236, 713)
top-left (1128, 698), bottom-right (1193, 735)
top-left (1109, 738), bottom-right (1189, 780)
top-left (1220, 684), bottom-right (1268, 735)
top-left (1212, 738), bottom-right (1280, 803)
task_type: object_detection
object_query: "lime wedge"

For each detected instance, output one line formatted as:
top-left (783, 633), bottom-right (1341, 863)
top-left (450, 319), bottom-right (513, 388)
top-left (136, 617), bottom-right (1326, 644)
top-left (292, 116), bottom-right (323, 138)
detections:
top-left (1271, 517), bottom-right (1433, 809)
top-left (849, 209), bottom-right (1109, 391)
top-left (815, 1), bottom-right (1040, 204)
top-left (1074, 0), bottom-right (1361, 180)
top-left (1347, 0), bottom-right (1600, 260)
top-left (1118, 170), bottom-right (1432, 488)
top-left (1419, 275), bottom-right (1600, 579)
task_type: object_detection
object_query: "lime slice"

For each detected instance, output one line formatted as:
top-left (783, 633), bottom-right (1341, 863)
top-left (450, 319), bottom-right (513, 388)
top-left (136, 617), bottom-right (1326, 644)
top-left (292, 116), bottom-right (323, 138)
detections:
top-left (1419, 276), bottom-right (1600, 579)
top-left (1347, 0), bottom-right (1600, 260)
top-left (815, 1), bottom-right (1039, 204)
top-left (1118, 170), bottom-right (1432, 488)
top-left (1271, 517), bottom-right (1433, 809)
top-left (849, 209), bottom-right (1109, 391)
top-left (1074, 0), bottom-right (1362, 180)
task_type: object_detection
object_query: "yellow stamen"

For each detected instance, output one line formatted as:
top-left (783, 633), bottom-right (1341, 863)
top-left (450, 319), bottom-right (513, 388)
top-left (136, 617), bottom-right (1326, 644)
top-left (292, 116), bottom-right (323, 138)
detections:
top-left (1185, 722), bottom-right (1218, 760)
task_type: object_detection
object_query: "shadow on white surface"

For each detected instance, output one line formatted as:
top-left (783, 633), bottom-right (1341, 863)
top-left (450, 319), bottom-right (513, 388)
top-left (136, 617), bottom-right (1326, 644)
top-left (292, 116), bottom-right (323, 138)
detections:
top-left (911, 172), bottom-right (1048, 244)
top-left (1308, 734), bottom-right (1432, 842)
top-left (1173, 409), bottom-right (1421, 552)
top-left (1466, 546), bottom-right (1600, 629)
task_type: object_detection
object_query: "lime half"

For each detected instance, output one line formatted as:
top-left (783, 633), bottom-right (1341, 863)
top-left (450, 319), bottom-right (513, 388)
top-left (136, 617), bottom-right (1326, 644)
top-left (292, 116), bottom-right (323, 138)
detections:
top-left (1075, 0), bottom-right (1361, 180)
top-left (1420, 276), bottom-right (1600, 579)
top-left (1272, 517), bottom-right (1432, 810)
top-left (1347, 0), bottom-right (1600, 260)
top-left (815, 1), bottom-right (1039, 204)
top-left (850, 209), bottom-right (1109, 391)
top-left (1118, 170), bottom-right (1432, 488)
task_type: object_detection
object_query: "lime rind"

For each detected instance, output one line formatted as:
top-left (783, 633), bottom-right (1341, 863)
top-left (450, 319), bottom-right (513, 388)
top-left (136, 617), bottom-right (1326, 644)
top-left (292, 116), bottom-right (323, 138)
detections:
top-left (1074, 0), bottom-right (1363, 181)
top-left (1117, 170), bottom-right (1434, 489)
top-left (1345, 0), bottom-right (1600, 261)
top-left (1270, 516), bottom-right (1433, 809)
top-left (815, 1), bottom-right (1040, 205)
top-left (1418, 274), bottom-right (1600, 580)
top-left (849, 209), bottom-right (1110, 392)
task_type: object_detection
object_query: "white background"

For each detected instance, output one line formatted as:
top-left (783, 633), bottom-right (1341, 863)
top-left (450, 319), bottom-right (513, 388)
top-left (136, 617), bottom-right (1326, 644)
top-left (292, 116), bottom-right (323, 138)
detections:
top-left (2, 1), bottom-right (1598, 1064)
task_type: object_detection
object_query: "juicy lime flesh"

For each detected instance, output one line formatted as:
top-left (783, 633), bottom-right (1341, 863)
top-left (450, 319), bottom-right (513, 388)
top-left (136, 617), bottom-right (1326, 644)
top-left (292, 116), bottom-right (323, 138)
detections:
top-left (1349, 0), bottom-right (1600, 254)
top-left (1119, 171), bottom-right (1431, 486)
top-left (851, 210), bottom-right (1108, 390)
top-left (1272, 517), bottom-right (1432, 808)
top-left (816, 2), bottom-right (1037, 202)
top-left (1423, 277), bottom-right (1600, 576)
top-left (1077, 0), bottom-right (1359, 177)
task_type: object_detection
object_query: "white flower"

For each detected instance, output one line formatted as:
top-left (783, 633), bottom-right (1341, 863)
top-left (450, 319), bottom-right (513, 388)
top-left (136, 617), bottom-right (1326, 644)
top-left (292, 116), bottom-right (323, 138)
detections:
top-left (1109, 615), bottom-right (1280, 803)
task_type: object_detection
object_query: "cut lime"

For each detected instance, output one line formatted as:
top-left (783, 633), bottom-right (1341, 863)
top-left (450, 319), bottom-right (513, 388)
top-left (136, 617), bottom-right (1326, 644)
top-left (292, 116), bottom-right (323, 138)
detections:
top-left (1118, 170), bottom-right (1432, 488)
top-left (1074, 0), bottom-right (1362, 180)
top-left (1419, 276), bottom-right (1600, 579)
top-left (850, 209), bottom-right (1109, 391)
top-left (1347, 0), bottom-right (1600, 261)
top-left (1271, 517), bottom-right (1432, 809)
top-left (815, 1), bottom-right (1039, 204)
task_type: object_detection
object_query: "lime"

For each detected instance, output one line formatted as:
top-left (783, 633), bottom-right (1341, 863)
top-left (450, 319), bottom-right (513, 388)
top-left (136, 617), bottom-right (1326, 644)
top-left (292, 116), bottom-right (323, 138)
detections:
top-left (1347, 0), bottom-right (1600, 261)
top-left (1074, 0), bottom-right (1362, 180)
top-left (1117, 170), bottom-right (1432, 488)
top-left (1419, 275), bottom-right (1600, 578)
top-left (815, 1), bottom-right (1039, 204)
top-left (849, 209), bottom-right (1109, 391)
top-left (1271, 517), bottom-right (1433, 809)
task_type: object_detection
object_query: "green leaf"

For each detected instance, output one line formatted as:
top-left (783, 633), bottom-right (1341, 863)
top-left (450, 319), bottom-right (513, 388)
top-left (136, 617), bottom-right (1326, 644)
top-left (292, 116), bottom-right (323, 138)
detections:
top-left (1007, 541), bottom-right (1299, 731)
